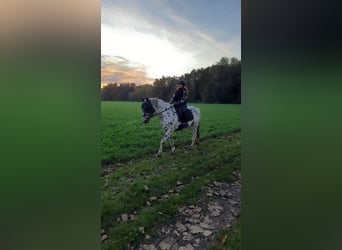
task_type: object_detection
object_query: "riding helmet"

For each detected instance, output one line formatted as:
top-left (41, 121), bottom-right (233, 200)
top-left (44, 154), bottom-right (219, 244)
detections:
top-left (178, 80), bottom-right (185, 86)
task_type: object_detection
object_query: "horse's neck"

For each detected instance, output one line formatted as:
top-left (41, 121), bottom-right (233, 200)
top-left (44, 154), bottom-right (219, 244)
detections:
top-left (151, 98), bottom-right (171, 113)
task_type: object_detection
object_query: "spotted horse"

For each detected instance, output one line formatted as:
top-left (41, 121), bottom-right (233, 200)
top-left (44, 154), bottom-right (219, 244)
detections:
top-left (141, 97), bottom-right (201, 156)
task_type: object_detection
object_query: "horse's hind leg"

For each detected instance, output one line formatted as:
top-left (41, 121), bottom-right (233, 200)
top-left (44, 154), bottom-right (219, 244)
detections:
top-left (190, 123), bottom-right (199, 148)
top-left (195, 122), bottom-right (200, 144)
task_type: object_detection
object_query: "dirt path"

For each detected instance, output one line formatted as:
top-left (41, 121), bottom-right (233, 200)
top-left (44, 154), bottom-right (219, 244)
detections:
top-left (136, 171), bottom-right (241, 250)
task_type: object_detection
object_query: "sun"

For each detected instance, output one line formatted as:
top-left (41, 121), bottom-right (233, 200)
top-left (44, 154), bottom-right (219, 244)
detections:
top-left (101, 24), bottom-right (193, 79)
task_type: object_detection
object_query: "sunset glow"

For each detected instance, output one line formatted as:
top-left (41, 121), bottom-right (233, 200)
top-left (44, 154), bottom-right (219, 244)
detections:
top-left (101, 25), bottom-right (194, 81)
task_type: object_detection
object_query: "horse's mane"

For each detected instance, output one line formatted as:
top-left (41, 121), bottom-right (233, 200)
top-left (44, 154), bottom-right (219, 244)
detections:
top-left (148, 97), bottom-right (171, 110)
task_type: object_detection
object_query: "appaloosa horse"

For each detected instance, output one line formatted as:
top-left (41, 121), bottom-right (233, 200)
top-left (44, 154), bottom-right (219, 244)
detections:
top-left (141, 97), bottom-right (201, 156)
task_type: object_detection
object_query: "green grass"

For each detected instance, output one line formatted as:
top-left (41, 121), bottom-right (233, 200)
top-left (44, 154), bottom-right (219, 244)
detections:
top-left (101, 133), bottom-right (240, 249)
top-left (101, 101), bottom-right (241, 249)
top-left (101, 101), bottom-right (240, 165)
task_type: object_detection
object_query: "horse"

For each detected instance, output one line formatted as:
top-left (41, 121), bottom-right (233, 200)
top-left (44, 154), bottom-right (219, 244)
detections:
top-left (141, 97), bottom-right (201, 156)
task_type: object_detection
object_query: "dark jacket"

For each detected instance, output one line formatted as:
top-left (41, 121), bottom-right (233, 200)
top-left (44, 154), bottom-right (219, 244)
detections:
top-left (170, 87), bottom-right (188, 105)
top-left (170, 87), bottom-right (188, 122)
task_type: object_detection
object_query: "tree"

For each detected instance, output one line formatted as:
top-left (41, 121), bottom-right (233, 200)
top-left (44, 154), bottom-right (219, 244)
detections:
top-left (101, 57), bottom-right (240, 104)
top-left (217, 57), bottom-right (230, 66)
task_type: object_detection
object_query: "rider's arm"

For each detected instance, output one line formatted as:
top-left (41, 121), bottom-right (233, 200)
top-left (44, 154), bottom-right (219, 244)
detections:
top-left (180, 89), bottom-right (188, 104)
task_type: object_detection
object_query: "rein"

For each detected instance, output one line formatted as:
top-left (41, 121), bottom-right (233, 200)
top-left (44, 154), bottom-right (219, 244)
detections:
top-left (151, 105), bottom-right (174, 118)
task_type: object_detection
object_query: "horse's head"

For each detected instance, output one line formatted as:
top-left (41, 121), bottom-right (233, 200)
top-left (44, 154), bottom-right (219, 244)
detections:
top-left (141, 98), bottom-right (155, 123)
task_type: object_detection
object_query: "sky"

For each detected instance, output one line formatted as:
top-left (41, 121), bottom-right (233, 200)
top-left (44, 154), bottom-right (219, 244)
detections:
top-left (101, 0), bottom-right (240, 86)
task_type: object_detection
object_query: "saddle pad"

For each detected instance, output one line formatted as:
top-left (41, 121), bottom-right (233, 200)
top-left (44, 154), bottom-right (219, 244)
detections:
top-left (184, 109), bottom-right (193, 122)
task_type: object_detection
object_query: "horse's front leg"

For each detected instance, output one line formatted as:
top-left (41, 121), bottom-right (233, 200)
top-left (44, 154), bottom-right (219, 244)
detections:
top-left (169, 136), bottom-right (175, 153)
top-left (158, 129), bottom-right (172, 156)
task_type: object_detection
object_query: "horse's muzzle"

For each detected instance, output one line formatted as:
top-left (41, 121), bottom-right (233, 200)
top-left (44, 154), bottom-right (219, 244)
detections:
top-left (142, 116), bottom-right (150, 123)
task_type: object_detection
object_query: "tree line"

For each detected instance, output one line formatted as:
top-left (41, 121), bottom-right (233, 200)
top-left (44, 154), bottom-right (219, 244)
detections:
top-left (101, 57), bottom-right (240, 104)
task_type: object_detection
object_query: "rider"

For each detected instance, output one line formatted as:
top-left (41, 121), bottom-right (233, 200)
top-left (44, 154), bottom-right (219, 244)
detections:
top-left (170, 80), bottom-right (189, 128)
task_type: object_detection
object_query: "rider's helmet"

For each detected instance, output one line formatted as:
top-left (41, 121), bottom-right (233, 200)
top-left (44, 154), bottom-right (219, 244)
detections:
top-left (177, 80), bottom-right (186, 86)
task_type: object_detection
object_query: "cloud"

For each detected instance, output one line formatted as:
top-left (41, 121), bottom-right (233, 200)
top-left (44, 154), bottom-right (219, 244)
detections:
top-left (101, 55), bottom-right (154, 86)
top-left (101, 0), bottom-right (240, 81)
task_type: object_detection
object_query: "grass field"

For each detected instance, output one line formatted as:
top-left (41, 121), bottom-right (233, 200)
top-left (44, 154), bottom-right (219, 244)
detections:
top-left (101, 101), bottom-right (240, 165)
top-left (101, 101), bottom-right (241, 249)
